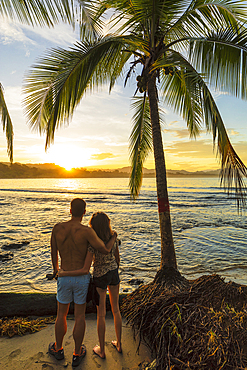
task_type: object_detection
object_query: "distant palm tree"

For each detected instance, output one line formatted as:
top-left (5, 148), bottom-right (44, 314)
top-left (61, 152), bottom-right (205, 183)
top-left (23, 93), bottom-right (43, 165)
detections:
top-left (0, 0), bottom-right (79, 162)
top-left (23, 0), bottom-right (247, 271)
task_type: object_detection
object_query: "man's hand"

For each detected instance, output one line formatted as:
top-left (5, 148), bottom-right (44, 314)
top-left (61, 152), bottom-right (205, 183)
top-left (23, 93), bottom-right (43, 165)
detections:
top-left (105, 231), bottom-right (117, 252)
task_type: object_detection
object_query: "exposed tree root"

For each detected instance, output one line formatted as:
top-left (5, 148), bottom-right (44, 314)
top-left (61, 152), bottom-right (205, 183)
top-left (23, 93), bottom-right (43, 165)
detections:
top-left (121, 272), bottom-right (247, 370)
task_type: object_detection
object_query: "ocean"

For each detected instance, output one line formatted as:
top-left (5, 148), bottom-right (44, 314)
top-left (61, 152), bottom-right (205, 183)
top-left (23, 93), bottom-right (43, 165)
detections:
top-left (0, 177), bottom-right (246, 294)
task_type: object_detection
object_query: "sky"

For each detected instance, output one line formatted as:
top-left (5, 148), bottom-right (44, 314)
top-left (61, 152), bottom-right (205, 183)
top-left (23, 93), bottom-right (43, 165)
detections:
top-left (0, 14), bottom-right (247, 171)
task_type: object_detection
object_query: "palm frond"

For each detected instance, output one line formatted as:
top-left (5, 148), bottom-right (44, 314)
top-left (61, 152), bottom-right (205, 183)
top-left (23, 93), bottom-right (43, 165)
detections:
top-left (202, 86), bottom-right (247, 209)
top-left (157, 52), bottom-right (203, 138)
top-left (166, 0), bottom-right (247, 49)
top-left (0, 84), bottom-right (13, 162)
top-left (129, 95), bottom-right (153, 199)
top-left (77, 0), bottom-right (104, 41)
top-left (0, 0), bottom-right (75, 27)
top-left (195, 0), bottom-right (247, 26)
top-left (189, 26), bottom-right (247, 99)
top-left (157, 52), bottom-right (247, 208)
top-left (23, 35), bottom-right (143, 148)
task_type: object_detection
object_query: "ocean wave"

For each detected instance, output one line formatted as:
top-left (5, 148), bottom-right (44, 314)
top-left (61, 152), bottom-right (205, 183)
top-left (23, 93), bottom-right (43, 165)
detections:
top-left (120, 265), bottom-right (156, 272)
top-left (175, 220), bottom-right (247, 232)
top-left (0, 187), bottom-right (133, 198)
top-left (219, 265), bottom-right (247, 272)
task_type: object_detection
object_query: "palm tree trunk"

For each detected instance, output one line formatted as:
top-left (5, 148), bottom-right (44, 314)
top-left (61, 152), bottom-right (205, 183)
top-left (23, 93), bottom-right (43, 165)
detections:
top-left (147, 74), bottom-right (177, 269)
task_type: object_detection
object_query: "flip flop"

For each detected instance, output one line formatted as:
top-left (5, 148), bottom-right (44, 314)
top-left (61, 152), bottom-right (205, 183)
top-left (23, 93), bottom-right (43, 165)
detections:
top-left (93, 345), bottom-right (106, 359)
top-left (111, 341), bottom-right (122, 353)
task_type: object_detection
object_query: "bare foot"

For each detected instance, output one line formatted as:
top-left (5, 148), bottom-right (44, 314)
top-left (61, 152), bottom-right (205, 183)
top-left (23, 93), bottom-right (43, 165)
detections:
top-left (93, 345), bottom-right (105, 359)
top-left (111, 340), bottom-right (122, 353)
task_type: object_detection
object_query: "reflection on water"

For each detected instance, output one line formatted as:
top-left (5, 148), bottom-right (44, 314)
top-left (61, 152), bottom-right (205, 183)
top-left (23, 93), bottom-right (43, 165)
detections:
top-left (0, 177), bottom-right (246, 293)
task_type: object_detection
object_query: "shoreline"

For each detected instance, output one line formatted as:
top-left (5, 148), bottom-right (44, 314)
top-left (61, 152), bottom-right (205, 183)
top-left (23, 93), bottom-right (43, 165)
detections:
top-left (0, 292), bottom-right (127, 318)
top-left (2, 276), bottom-right (247, 318)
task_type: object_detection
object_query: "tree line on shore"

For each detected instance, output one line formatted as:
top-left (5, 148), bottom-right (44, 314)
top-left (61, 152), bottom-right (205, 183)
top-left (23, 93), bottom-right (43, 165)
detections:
top-left (0, 162), bottom-right (220, 179)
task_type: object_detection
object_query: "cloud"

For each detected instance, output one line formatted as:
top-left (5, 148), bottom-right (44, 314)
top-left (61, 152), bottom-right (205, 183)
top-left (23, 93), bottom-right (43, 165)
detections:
top-left (3, 86), bottom-right (23, 111)
top-left (165, 139), bottom-right (217, 159)
top-left (168, 121), bottom-right (179, 126)
top-left (21, 23), bottom-right (77, 46)
top-left (163, 128), bottom-right (190, 139)
top-left (0, 20), bottom-right (36, 45)
top-left (211, 89), bottom-right (229, 99)
top-left (165, 138), bottom-right (247, 165)
top-left (163, 128), bottom-right (206, 139)
top-left (231, 141), bottom-right (247, 163)
top-left (0, 19), bottom-right (77, 47)
top-left (90, 153), bottom-right (117, 160)
top-left (228, 129), bottom-right (239, 136)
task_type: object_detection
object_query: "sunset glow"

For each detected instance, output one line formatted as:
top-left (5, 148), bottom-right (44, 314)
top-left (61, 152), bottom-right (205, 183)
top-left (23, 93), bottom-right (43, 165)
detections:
top-left (0, 18), bottom-right (246, 171)
top-left (45, 144), bottom-right (93, 171)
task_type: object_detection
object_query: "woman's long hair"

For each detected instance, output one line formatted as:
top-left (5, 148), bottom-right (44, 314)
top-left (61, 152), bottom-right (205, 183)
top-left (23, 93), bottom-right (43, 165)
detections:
top-left (89, 212), bottom-right (113, 243)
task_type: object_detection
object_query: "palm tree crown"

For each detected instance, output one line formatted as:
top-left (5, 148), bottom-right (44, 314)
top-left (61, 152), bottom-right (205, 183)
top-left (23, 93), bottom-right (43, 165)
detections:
top-left (23, 0), bottom-right (247, 268)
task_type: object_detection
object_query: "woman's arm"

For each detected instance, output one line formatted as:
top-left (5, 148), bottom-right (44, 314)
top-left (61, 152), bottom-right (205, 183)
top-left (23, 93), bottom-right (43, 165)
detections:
top-left (58, 251), bottom-right (93, 277)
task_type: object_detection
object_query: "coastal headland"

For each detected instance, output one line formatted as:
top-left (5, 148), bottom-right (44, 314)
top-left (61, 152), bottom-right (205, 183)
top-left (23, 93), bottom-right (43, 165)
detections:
top-left (0, 162), bottom-right (220, 179)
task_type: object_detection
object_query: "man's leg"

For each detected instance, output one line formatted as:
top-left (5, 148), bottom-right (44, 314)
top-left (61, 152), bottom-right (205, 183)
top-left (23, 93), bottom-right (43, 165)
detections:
top-left (55, 302), bottom-right (70, 350)
top-left (73, 303), bottom-right (87, 355)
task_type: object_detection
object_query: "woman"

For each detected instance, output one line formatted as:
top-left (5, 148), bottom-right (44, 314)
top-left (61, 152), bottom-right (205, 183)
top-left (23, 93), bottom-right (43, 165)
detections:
top-left (58, 211), bottom-right (122, 359)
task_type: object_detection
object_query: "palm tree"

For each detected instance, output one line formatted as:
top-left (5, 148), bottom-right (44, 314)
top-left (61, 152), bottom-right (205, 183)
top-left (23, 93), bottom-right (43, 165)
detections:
top-left (23, 0), bottom-right (247, 272)
top-left (0, 83), bottom-right (13, 162)
top-left (0, 0), bottom-right (80, 162)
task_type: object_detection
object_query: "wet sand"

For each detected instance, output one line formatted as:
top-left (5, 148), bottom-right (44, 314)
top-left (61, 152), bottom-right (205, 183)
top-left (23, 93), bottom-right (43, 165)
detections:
top-left (0, 312), bottom-right (152, 370)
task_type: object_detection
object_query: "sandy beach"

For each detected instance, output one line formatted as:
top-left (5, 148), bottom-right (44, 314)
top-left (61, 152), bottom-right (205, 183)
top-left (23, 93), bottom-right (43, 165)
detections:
top-left (0, 312), bottom-right (152, 370)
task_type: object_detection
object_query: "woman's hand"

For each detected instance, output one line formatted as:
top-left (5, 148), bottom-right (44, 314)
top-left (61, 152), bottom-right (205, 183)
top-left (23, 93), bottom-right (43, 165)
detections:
top-left (57, 268), bottom-right (65, 277)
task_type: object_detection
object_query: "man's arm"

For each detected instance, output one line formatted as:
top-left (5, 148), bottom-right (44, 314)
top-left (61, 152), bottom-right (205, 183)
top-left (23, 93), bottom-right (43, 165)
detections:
top-left (51, 225), bottom-right (59, 274)
top-left (87, 228), bottom-right (116, 254)
top-left (105, 231), bottom-right (117, 252)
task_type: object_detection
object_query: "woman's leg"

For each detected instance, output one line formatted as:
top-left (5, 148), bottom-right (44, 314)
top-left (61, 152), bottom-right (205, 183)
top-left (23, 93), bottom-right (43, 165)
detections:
top-left (94, 287), bottom-right (107, 358)
top-left (108, 284), bottom-right (122, 352)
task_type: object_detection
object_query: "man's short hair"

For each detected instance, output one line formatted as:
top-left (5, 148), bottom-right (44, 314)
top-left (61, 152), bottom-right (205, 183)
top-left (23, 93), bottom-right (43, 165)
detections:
top-left (70, 198), bottom-right (86, 217)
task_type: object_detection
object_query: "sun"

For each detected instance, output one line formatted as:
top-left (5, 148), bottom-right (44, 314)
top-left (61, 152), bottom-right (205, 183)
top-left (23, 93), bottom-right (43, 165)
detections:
top-left (44, 144), bottom-right (92, 170)
top-left (63, 164), bottom-right (73, 171)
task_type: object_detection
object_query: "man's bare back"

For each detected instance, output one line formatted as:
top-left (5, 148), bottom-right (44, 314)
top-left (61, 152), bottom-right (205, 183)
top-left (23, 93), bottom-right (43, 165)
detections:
top-left (52, 219), bottom-right (92, 271)
top-left (51, 219), bottom-right (115, 274)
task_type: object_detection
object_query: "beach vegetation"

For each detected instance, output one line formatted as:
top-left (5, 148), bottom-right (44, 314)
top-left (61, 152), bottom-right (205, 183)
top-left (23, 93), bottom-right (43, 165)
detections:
top-left (0, 316), bottom-right (55, 337)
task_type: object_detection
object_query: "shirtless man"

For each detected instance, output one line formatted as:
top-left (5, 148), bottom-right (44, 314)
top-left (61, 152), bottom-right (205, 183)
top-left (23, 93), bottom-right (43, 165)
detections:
top-left (48, 198), bottom-right (116, 367)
